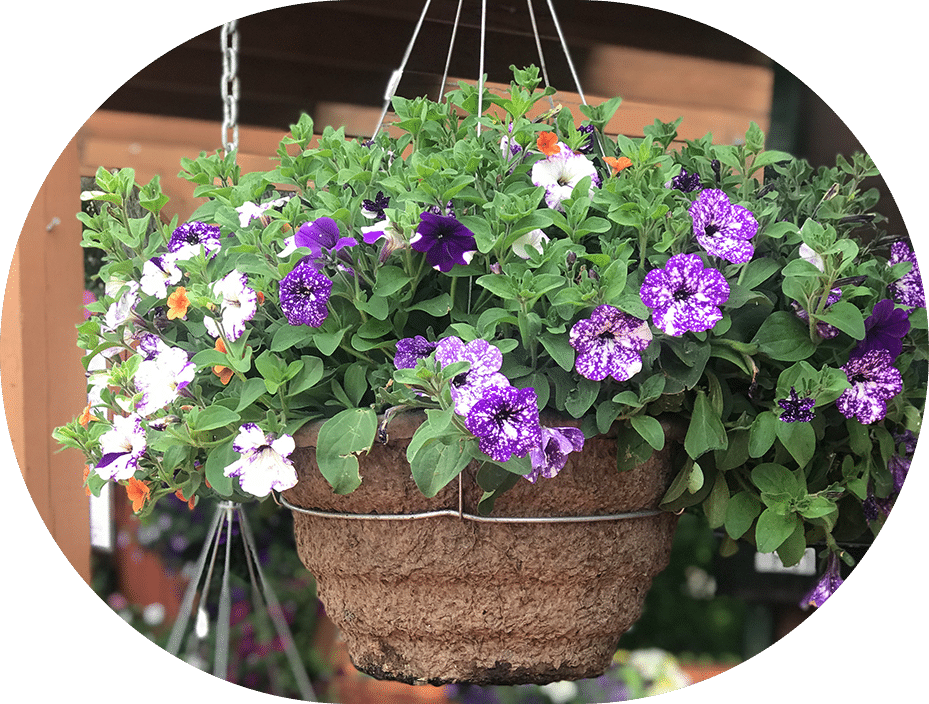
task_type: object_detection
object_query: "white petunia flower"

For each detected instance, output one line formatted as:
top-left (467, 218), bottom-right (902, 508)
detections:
top-left (95, 414), bottom-right (147, 481)
top-left (203, 269), bottom-right (258, 341)
top-left (235, 196), bottom-right (292, 228)
top-left (140, 254), bottom-right (182, 299)
top-left (511, 229), bottom-right (550, 259)
top-left (134, 345), bottom-right (196, 416)
top-left (224, 423), bottom-right (298, 497)
top-left (530, 150), bottom-right (600, 211)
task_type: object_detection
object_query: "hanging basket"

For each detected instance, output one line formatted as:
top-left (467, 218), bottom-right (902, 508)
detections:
top-left (281, 412), bottom-right (682, 686)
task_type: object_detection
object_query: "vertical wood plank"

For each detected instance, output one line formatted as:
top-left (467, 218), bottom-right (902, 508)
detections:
top-left (1, 137), bottom-right (90, 583)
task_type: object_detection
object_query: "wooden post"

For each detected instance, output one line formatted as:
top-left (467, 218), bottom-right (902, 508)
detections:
top-left (1, 136), bottom-right (91, 583)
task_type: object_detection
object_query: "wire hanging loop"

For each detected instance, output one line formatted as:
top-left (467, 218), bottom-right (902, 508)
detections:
top-left (221, 20), bottom-right (240, 157)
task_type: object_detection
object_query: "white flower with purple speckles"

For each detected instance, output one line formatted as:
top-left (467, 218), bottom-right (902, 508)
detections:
top-left (224, 423), bottom-right (297, 497)
top-left (203, 270), bottom-right (258, 341)
top-left (888, 241), bottom-right (925, 308)
top-left (140, 254), bottom-right (182, 299)
top-left (236, 196), bottom-right (291, 227)
top-left (465, 386), bottom-right (542, 463)
top-left (134, 345), bottom-right (196, 416)
top-left (530, 150), bottom-right (600, 211)
top-left (167, 221), bottom-right (222, 260)
top-left (95, 414), bottom-right (146, 481)
top-left (836, 349), bottom-right (903, 424)
top-left (688, 189), bottom-right (757, 263)
top-left (526, 426), bottom-right (585, 483)
top-left (570, 305), bottom-right (652, 382)
top-left (511, 229), bottom-right (549, 259)
top-left (639, 254), bottom-right (730, 336)
top-left (102, 281), bottom-right (140, 334)
top-left (435, 337), bottom-right (510, 415)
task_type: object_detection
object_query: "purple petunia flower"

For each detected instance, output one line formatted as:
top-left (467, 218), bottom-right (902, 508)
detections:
top-left (576, 124), bottom-right (596, 154)
top-left (465, 386), bottom-right (542, 463)
top-left (293, 217), bottom-right (357, 267)
top-left (435, 337), bottom-right (510, 415)
top-left (639, 253), bottom-right (730, 336)
top-left (800, 552), bottom-right (844, 610)
top-left (836, 349), bottom-right (903, 424)
top-left (361, 191), bottom-right (390, 220)
top-left (792, 289), bottom-right (843, 339)
top-left (409, 212), bottom-right (477, 273)
top-left (888, 241), bottom-right (925, 308)
top-left (668, 168), bottom-right (702, 193)
top-left (278, 258), bottom-right (333, 327)
top-left (777, 387), bottom-right (816, 423)
top-left (167, 221), bottom-right (222, 260)
top-left (569, 304), bottom-right (652, 381)
top-left (852, 299), bottom-right (911, 360)
top-left (394, 336), bottom-right (439, 369)
top-left (688, 189), bottom-right (758, 263)
top-left (526, 426), bottom-right (585, 483)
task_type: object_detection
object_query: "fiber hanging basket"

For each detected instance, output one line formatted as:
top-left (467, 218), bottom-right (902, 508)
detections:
top-left (282, 412), bottom-right (683, 685)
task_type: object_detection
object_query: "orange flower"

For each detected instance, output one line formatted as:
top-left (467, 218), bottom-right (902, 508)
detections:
top-left (126, 477), bottom-right (151, 513)
top-left (256, 290), bottom-right (265, 305)
top-left (175, 489), bottom-right (196, 510)
top-left (166, 286), bottom-right (190, 320)
top-left (536, 131), bottom-right (561, 156)
top-left (212, 337), bottom-right (234, 385)
top-left (604, 156), bottom-right (633, 176)
top-left (83, 465), bottom-right (92, 497)
top-left (79, 402), bottom-right (99, 427)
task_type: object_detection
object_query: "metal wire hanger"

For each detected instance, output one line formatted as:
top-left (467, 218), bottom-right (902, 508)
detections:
top-left (164, 21), bottom-right (317, 701)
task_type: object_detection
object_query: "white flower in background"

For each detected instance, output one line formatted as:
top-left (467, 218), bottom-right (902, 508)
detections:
top-left (511, 228), bottom-right (550, 259)
top-left (94, 414), bottom-right (146, 480)
top-left (224, 423), bottom-right (298, 497)
top-left (799, 243), bottom-right (825, 271)
top-left (530, 149), bottom-right (600, 211)
top-left (140, 254), bottom-right (182, 298)
top-left (102, 281), bottom-right (140, 333)
top-left (236, 196), bottom-right (292, 227)
top-left (134, 345), bottom-right (196, 416)
top-left (203, 269), bottom-right (258, 341)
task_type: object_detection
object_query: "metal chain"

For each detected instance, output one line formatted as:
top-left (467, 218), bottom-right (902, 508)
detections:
top-left (221, 20), bottom-right (240, 156)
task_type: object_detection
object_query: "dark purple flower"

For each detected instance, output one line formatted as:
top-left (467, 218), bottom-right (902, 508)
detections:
top-left (410, 212), bottom-right (477, 273)
top-left (435, 337), bottom-right (510, 415)
top-left (852, 299), bottom-right (911, 360)
top-left (836, 349), bottom-right (903, 424)
top-left (888, 241), bottom-right (925, 308)
top-left (569, 305), bottom-right (653, 382)
top-left (465, 386), bottom-right (542, 463)
top-left (278, 258), bottom-right (333, 327)
top-left (800, 553), bottom-right (843, 610)
top-left (394, 336), bottom-right (439, 369)
top-left (526, 426), bottom-right (585, 483)
top-left (639, 253), bottom-right (730, 336)
top-left (576, 124), bottom-right (596, 154)
top-left (294, 216), bottom-right (357, 266)
top-left (361, 191), bottom-right (390, 220)
top-left (777, 387), bottom-right (816, 423)
top-left (669, 168), bottom-right (701, 192)
top-left (792, 289), bottom-right (843, 339)
top-left (167, 221), bottom-right (221, 260)
top-left (688, 189), bottom-right (758, 263)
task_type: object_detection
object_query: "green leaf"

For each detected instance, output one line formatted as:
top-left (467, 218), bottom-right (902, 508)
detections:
top-left (288, 356), bottom-right (325, 396)
top-left (204, 439), bottom-right (237, 497)
top-left (313, 328), bottom-right (346, 356)
top-left (704, 471), bottom-right (730, 530)
top-left (724, 491), bottom-right (762, 540)
top-left (190, 405), bottom-right (240, 432)
top-left (775, 420), bottom-right (816, 468)
top-left (539, 332), bottom-right (575, 372)
top-left (564, 377), bottom-right (600, 418)
top-left (315, 408), bottom-right (378, 494)
top-left (630, 415), bottom-right (665, 451)
top-left (408, 294), bottom-right (452, 316)
top-left (410, 437), bottom-right (477, 497)
top-left (755, 507), bottom-right (800, 553)
top-left (751, 312), bottom-right (816, 361)
top-left (749, 411), bottom-right (778, 457)
top-left (815, 301), bottom-right (866, 340)
top-left (751, 463), bottom-right (802, 500)
top-left (776, 522), bottom-right (808, 567)
top-left (684, 390), bottom-right (728, 459)
top-left (235, 377), bottom-right (269, 412)
top-left (270, 324), bottom-right (312, 352)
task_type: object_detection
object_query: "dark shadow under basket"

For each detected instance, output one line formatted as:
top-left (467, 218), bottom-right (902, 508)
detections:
top-left (282, 412), bottom-right (682, 685)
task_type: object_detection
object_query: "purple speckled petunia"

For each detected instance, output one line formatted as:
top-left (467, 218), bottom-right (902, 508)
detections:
top-left (836, 349), bottom-right (903, 424)
top-left (888, 241), bottom-right (925, 308)
top-left (465, 386), bottom-right (542, 463)
top-left (394, 336), bottom-right (439, 369)
top-left (800, 553), bottom-right (844, 610)
top-left (777, 387), bottom-right (816, 423)
top-left (168, 221), bottom-right (222, 260)
top-left (278, 258), bottom-right (333, 327)
top-left (668, 168), bottom-right (702, 193)
top-left (639, 254), bottom-right (730, 336)
top-left (569, 304), bottom-right (652, 381)
top-left (435, 337), bottom-right (510, 415)
top-left (688, 189), bottom-right (758, 263)
top-left (410, 212), bottom-right (477, 273)
top-left (361, 191), bottom-right (390, 220)
top-left (526, 426), bottom-right (585, 483)
top-left (852, 299), bottom-right (911, 360)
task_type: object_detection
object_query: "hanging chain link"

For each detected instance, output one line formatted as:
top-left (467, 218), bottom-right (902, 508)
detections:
top-left (221, 20), bottom-right (240, 156)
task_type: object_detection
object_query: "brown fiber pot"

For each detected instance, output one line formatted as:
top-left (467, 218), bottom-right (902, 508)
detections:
top-left (282, 412), bottom-right (682, 686)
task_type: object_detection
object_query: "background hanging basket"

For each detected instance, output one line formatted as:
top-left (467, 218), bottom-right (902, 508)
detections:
top-left (282, 413), bottom-right (684, 685)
